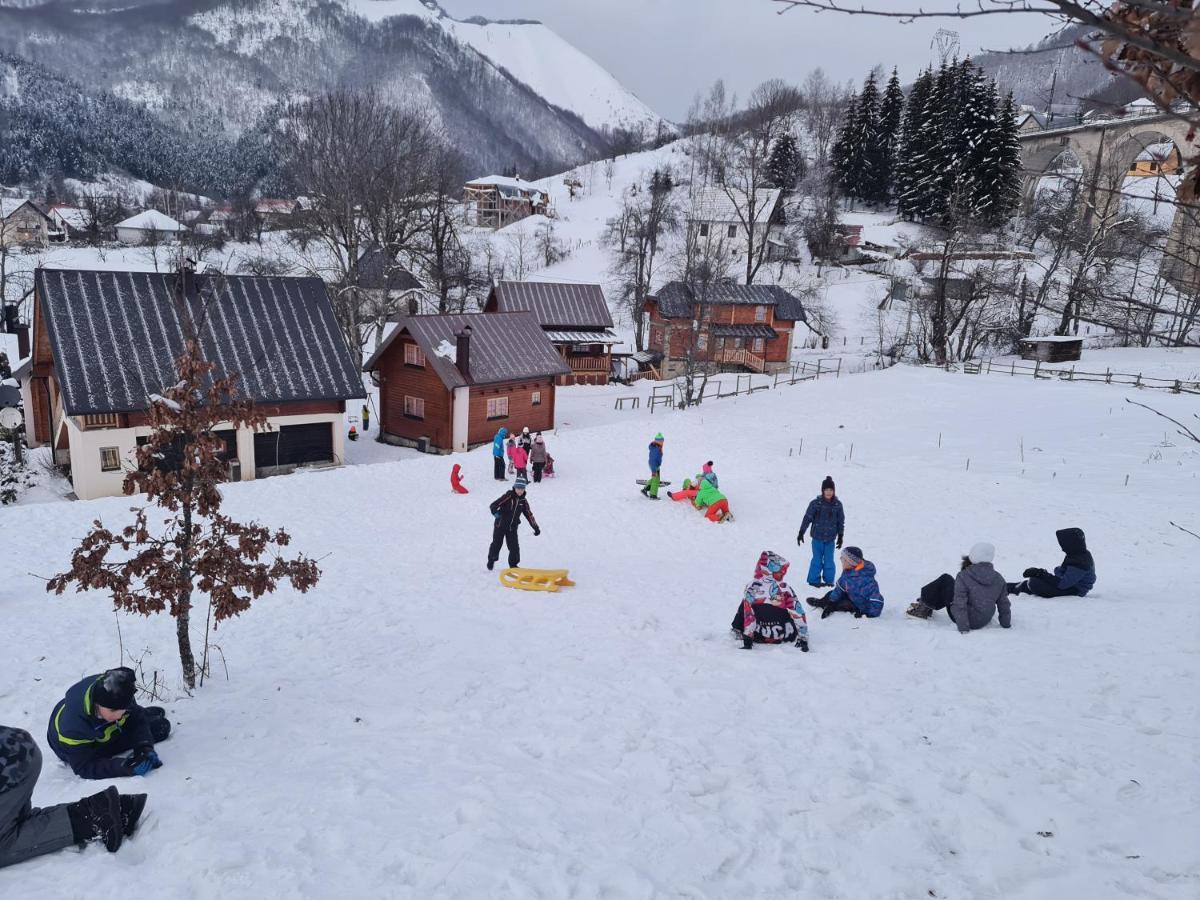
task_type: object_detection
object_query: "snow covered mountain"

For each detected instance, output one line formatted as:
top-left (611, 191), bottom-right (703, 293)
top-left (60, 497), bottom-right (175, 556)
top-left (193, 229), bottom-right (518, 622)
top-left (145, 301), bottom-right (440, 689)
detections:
top-left (0, 0), bottom-right (666, 181)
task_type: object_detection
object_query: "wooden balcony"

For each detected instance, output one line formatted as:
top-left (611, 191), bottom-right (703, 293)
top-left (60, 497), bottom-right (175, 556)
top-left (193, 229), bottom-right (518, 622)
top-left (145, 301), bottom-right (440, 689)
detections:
top-left (712, 348), bottom-right (766, 373)
top-left (81, 413), bottom-right (121, 430)
top-left (565, 355), bottom-right (610, 372)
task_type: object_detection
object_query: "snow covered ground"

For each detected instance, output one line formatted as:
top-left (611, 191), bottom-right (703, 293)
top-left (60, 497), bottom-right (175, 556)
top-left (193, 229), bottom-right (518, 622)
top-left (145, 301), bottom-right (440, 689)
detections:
top-left (2, 364), bottom-right (1198, 898)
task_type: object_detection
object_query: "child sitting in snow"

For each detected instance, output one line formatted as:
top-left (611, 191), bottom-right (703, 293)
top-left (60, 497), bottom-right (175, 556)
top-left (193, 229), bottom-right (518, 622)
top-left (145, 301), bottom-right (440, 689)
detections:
top-left (731, 551), bottom-right (809, 651)
top-left (806, 546), bottom-right (884, 619)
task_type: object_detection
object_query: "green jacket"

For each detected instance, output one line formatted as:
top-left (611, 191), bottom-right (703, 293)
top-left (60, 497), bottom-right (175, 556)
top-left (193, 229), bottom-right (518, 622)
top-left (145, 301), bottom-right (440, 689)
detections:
top-left (694, 478), bottom-right (726, 508)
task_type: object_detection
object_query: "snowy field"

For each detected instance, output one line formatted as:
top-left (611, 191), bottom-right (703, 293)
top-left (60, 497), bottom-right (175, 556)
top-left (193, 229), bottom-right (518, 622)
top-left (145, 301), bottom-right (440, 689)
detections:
top-left (2, 364), bottom-right (1198, 899)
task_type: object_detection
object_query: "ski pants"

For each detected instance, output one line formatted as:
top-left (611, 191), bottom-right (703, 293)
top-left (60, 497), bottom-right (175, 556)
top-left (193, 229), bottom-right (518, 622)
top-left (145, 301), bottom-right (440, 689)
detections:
top-left (488, 524), bottom-right (521, 568)
top-left (807, 539), bottom-right (836, 586)
top-left (919, 573), bottom-right (961, 624)
top-left (532, 463), bottom-right (544, 483)
top-left (705, 499), bottom-right (730, 522)
top-left (0, 730), bottom-right (76, 870)
top-left (646, 470), bottom-right (662, 498)
top-left (1021, 571), bottom-right (1079, 598)
top-left (493, 456), bottom-right (506, 480)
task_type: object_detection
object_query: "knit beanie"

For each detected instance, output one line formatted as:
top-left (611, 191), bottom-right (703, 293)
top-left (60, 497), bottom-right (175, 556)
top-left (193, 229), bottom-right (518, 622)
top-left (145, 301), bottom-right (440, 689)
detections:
top-left (92, 667), bottom-right (136, 710)
top-left (513, 477), bottom-right (528, 490)
top-left (654, 433), bottom-right (664, 441)
top-left (841, 546), bottom-right (863, 566)
top-left (968, 542), bottom-right (995, 564)
top-left (821, 475), bottom-right (835, 493)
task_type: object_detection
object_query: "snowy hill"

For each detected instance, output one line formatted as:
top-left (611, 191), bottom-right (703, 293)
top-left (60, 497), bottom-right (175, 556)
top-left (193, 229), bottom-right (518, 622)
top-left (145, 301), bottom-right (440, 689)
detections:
top-left (1, 363), bottom-right (1197, 896)
top-left (0, 0), bottom-right (664, 182)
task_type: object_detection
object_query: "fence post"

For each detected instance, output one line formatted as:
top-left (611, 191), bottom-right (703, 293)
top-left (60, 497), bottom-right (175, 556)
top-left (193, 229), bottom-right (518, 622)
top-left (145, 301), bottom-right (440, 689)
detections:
top-left (1106, 369), bottom-right (1112, 384)
top-left (1068, 365), bottom-right (1075, 382)
top-left (1135, 372), bottom-right (1142, 388)
top-left (1173, 380), bottom-right (1182, 394)
top-left (1033, 360), bottom-right (1041, 380)
top-left (836, 358), bottom-right (843, 378)
top-left (1011, 360), bottom-right (1016, 376)
top-left (816, 359), bottom-right (823, 379)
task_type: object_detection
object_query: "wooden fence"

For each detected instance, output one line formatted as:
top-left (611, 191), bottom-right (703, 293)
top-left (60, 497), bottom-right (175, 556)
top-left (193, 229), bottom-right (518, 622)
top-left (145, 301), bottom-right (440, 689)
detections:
top-left (950, 357), bottom-right (1200, 395)
top-left (644, 357), bottom-right (874, 412)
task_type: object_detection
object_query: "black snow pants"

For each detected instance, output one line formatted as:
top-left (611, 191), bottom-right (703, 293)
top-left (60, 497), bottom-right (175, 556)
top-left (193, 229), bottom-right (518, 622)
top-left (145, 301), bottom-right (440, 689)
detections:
top-left (919, 573), bottom-right (962, 624)
top-left (0, 729), bottom-right (76, 869)
top-left (1021, 570), bottom-right (1077, 598)
top-left (488, 524), bottom-right (521, 568)
top-left (493, 456), bottom-right (506, 480)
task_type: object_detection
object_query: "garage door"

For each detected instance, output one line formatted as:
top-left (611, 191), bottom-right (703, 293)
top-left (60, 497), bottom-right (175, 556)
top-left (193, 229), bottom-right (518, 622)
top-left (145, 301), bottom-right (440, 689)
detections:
top-left (254, 422), bottom-right (334, 470)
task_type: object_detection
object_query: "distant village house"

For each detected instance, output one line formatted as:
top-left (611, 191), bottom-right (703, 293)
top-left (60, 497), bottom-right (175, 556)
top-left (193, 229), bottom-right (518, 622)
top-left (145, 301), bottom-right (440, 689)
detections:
top-left (483, 281), bottom-right (619, 385)
top-left (48, 206), bottom-right (94, 243)
top-left (463, 176), bottom-right (550, 229)
top-left (115, 210), bottom-right (187, 245)
top-left (1, 199), bottom-right (52, 248)
top-left (364, 312), bottom-right (569, 453)
top-left (686, 188), bottom-right (784, 260)
top-left (20, 268), bottom-right (365, 501)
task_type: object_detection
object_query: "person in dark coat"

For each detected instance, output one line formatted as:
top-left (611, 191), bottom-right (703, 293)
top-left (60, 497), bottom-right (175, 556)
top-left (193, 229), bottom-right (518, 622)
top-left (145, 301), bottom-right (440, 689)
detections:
top-left (529, 434), bottom-right (549, 483)
top-left (47, 668), bottom-right (171, 780)
top-left (1, 725), bottom-right (146, 868)
top-left (796, 475), bottom-right (845, 588)
top-left (906, 542), bottom-right (1012, 632)
top-left (1007, 528), bottom-right (1097, 597)
top-left (487, 477), bottom-right (540, 570)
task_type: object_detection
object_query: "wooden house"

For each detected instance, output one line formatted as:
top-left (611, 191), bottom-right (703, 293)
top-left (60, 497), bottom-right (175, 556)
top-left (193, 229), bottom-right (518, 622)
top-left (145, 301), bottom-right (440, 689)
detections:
top-left (1128, 141), bottom-right (1181, 177)
top-left (48, 205), bottom-right (94, 242)
top-left (686, 188), bottom-right (783, 260)
top-left (1020, 336), bottom-right (1083, 363)
top-left (21, 268), bottom-right (365, 501)
top-left (463, 176), bottom-right (550, 229)
top-left (364, 312), bottom-right (569, 453)
top-left (645, 282), bottom-right (806, 376)
top-left (255, 199), bottom-right (298, 229)
top-left (0, 199), bottom-right (51, 248)
top-left (483, 281), bottom-right (619, 385)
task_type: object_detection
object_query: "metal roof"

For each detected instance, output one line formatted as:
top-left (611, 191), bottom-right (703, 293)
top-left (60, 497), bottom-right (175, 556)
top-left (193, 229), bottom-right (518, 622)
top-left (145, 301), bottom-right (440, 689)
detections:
top-left (710, 324), bottom-right (778, 339)
top-left (489, 281), bottom-right (614, 330)
top-left (653, 282), bottom-right (807, 323)
top-left (686, 188), bottom-right (782, 225)
top-left (544, 329), bottom-right (620, 344)
top-left (354, 247), bottom-right (423, 292)
top-left (36, 268), bottom-right (365, 416)
top-left (363, 312), bottom-right (570, 388)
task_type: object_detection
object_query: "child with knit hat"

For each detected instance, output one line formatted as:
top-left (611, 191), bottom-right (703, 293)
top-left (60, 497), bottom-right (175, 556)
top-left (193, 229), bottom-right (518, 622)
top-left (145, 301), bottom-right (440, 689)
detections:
top-left (797, 475), bottom-right (845, 588)
top-left (641, 433), bottom-right (665, 499)
top-left (806, 545), bottom-right (884, 619)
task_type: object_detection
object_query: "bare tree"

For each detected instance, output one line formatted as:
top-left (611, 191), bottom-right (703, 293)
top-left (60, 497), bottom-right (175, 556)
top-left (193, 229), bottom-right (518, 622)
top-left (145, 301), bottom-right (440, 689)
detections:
top-left (801, 68), bottom-right (848, 165)
top-left (673, 209), bottom-right (737, 407)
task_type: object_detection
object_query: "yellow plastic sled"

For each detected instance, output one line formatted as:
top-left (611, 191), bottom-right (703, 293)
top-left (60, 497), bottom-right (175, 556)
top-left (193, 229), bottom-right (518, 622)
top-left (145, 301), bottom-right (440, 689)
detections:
top-left (499, 568), bottom-right (576, 592)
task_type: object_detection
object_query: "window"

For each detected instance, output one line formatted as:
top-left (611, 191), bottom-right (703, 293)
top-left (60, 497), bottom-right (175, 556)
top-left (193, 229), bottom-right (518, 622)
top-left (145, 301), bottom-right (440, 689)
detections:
top-left (753, 337), bottom-right (765, 353)
top-left (728, 224), bottom-right (737, 238)
top-left (698, 223), bottom-right (709, 237)
top-left (754, 305), bottom-right (766, 323)
top-left (403, 395), bottom-right (425, 419)
top-left (100, 447), bottom-right (121, 472)
top-left (487, 396), bottom-right (509, 419)
top-left (531, 391), bottom-right (542, 406)
top-left (404, 343), bottom-right (425, 367)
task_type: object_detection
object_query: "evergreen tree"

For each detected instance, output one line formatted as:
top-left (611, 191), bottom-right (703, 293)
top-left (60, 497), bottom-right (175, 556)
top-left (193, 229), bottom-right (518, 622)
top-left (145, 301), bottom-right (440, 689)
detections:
top-left (853, 71), bottom-right (886, 206)
top-left (766, 133), bottom-right (805, 192)
top-left (895, 68), bottom-right (933, 220)
top-left (831, 91), bottom-right (859, 200)
top-left (988, 92), bottom-right (1024, 225)
top-left (875, 69), bottom-right (905, 206)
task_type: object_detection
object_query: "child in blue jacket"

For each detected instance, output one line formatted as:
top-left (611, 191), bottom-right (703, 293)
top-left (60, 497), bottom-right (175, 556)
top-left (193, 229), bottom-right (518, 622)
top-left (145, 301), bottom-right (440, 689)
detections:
top-left (797, 475), bottom-right (845, 588)
top-left (806, 546), bottom-right (884, 619)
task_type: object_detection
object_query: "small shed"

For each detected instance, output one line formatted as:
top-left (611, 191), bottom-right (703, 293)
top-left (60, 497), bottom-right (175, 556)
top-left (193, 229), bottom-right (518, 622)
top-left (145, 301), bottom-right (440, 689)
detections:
top-left (1020, 336), bottom-right (1083, 363)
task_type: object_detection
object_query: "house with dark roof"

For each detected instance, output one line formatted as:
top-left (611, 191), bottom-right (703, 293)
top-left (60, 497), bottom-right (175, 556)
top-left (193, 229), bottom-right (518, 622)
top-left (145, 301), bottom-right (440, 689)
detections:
top-left (483, 281), bottom-right (619, 385)
top-left (23, 268), bottom-right (365, 500)
top-left (363, 312), bottom-right (569, 453)
top-left (645, 282), bottom-right (807, 376)
top-left (1, 199), bottom-right (52, 248)
top-left (355, 246), bottom-right (429, 317)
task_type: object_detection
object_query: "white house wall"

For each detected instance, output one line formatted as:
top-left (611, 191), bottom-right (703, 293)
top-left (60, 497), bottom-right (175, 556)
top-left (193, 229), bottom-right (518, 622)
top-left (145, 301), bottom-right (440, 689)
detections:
top-left (67, 411), bottom-right (346, 501)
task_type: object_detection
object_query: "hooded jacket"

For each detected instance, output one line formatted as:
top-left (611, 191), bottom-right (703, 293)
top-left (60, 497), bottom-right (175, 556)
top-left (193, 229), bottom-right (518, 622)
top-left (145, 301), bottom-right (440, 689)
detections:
top-left (694, 478), bottom-right (726, 509)
top-left (648, 439), bottom-right (664, 472)
top-left (738, 551), bottom-right (809, 642)
top-left (951, 562), bottom-right (1012, 632)
top-left (511, 445), bottom-right (529, 469)
top-left (800, 495), bottom-right (845, 543)
top-left (46, 674), bottom-right (152, 779)
top-left (490, 490), bottom-right (538, 531)
top-left (1053, 528), bottom-right (1096, 596)
top-left (530, 438), bottom-right (547, 465)
top-left (700, 463), bottom-right (718, 489)
top-left (492, 428), bottom-right (509, 458)
top-left (828, 560), bottom-right (884, 618)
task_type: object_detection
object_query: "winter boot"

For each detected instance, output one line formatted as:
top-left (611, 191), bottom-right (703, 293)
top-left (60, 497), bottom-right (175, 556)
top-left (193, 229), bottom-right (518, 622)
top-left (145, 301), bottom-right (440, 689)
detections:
top-left (67, 786), bottom-right (123, 852)
top-left (906, 601), bottom-right (934, 620)
top-left (795, 638), bottom-right (809, 652)
top-left (148, 716), bottom-right (171, 742)
top-left (487, 559), bottom-right (496, 571)
top-left (120, 793), bottom-right (148, 838)
top-left (741, 635), bottom-right (754, 650)
top-left (640, 486), bottom-right (649, 497)
top-left (1006, 581), bottom-right (1023, 595)
top-left (805, 597), bottom-right (826, 610)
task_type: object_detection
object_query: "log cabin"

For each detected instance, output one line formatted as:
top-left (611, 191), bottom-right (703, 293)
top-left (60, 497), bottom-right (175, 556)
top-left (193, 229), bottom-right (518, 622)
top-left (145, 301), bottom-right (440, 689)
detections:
top-left (482, 281), bottom-right (619, 385)
top-left (364, 312), bottom-right (569, 453)
top-left (21, 268), bottom-right (365, 501)
top-left (645, 282), bottom-right (807, 377)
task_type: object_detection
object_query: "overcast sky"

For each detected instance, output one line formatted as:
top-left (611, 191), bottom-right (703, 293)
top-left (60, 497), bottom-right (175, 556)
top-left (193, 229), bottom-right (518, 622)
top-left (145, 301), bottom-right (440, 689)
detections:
top-left (443, 0), bottom-right (1056, 120)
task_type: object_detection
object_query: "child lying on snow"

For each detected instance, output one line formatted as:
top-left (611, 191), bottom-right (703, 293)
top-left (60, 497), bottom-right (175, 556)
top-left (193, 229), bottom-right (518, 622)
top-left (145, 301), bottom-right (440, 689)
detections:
top-left (1006, 527), bottom-right (1097, 598)
top-left (806, 546), bottom-right (885, 619)
top-left (731, 551), bottom-right (809, 651)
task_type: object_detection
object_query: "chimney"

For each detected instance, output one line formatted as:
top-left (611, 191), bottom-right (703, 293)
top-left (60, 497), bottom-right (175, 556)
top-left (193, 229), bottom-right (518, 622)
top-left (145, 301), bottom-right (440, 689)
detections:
top-left (456, 325), bottom-right (472, 380)
top-left (16, 324), bottom-right (29, 361)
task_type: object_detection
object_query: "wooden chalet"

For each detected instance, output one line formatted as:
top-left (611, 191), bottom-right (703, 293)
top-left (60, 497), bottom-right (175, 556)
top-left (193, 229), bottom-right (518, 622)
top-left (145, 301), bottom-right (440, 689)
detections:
top-left (364, 313), bottom-right (569, 453)
top-left (645, 282), bottom-right (807, 376)
top-left (463, 176), bottom-right (550, 229)
top-left (483, 281), bottom-right (619, 385)
top-left (22, 268), bottom-right (365, 501)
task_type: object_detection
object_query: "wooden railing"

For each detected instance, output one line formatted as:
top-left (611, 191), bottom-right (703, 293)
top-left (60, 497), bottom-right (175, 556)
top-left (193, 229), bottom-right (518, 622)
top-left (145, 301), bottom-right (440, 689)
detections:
top-left (81, 413), bottom-right (121, 429)
top-left (565, 356), bottom-right (609, 372)
top-left (712, 348), bottom-right (767, 373)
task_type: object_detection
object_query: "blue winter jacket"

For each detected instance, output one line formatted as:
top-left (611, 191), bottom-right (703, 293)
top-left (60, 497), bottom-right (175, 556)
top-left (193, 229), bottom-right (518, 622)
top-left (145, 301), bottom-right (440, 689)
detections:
top-left (1053, 563), bottom-right (1096, 596)
top-left (828, 560), bottom-right (884, 618)
top-left (46, 674), bottom-right (152, 779)
top-left (648, 441), bottom-right (663, 472)
top-left (1052, 527), bottom-right (1096, 596)
top-left (492, 428), bottom-right (509, 458)
top-left (800, 495), bottom-right (845, 543)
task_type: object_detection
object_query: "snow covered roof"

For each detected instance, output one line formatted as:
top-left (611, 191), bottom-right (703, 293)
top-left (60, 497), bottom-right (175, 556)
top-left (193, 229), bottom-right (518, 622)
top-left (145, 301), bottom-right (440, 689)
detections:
top-left (686, 188), bottom-right (782, 226)
top-left (35, 268), bottom-right (365, 416)
top-left (653, 282), bottom-right (806, 323)
top-left (256, 199), bottom-right (297, 215)
top-left (464, 176), bottom-right (546, 201)
top-left (1135, 142), bottom-right (1177, 162)
top-left (1, 199), bottom-right (48, 221)
top-left (115, 210), bottom-right (187, 233)
top-left (50, 206), bottom-right (93, 231)
top-left (488, 281), bottom-right (613, 330)
top-left (363, 312), bottom-right (570, 388)
top-left (544, 330), bottom-right (620, 344)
